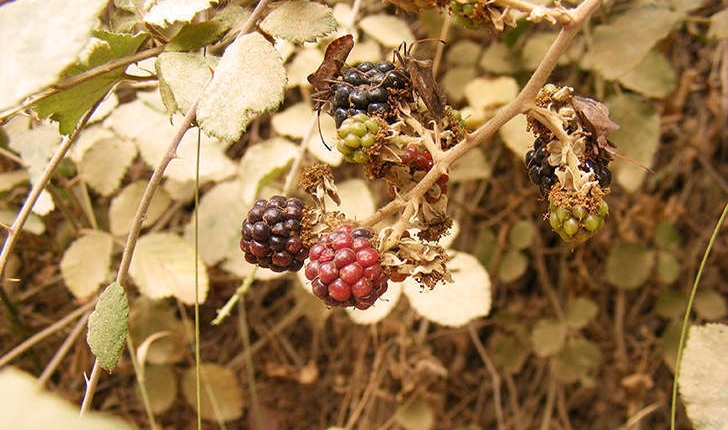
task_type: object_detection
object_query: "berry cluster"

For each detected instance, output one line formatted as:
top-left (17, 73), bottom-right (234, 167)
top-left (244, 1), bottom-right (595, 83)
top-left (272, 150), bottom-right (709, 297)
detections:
top-left (304, 225), bottom-right (388, 310)
top-left (524, 138), bottom-right (556, 195)
top-left (449, 0), bottom-right (517, 31)
top-left (331, 61), bottom-right (410, 128)
top-left (396, 144), bottom-right (448, 204)
top-left (581, 156), bottom-right (612, 188)
top-left (240, 196), bottom-right (308, 272)
top-left (335, 113), bottom-right (380, 164)
top-left (549, 200), bottom-right (608, 243)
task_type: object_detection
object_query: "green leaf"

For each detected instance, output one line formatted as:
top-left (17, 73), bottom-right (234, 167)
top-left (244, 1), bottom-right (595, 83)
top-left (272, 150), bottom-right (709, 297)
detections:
top-left (565, 298), bottom-right (599, 329)
top-left (238, 137), bottom-right (299, 203)
top-left (464, 76), bottom-right (518, 111)
top-left (693, 289), bottom-right (728, 321)
top-left (617, 50), bottom-right (676, 98)
top-left (655, 220), bottom-right (681, 250)
top-left (0, 367), bottom-right (133, 429)
top-left (137, 364), bottom-right (177, 414)
top-left (581, 5), bottom-right (682, 80)
top-left (678, 323), bottom-right (728, 430)
top-left (33, 30), bottom-right (148, 135)
top-left (259, 0), bottom-right (336, 44)
top-left (606, 93), bottom-right (660, 192)
top-left (708, 8), bottom-right (728, 40)
top-left (360, 15), bottom-right (415, 48)
top-left (606, 242), bottom-right (654, 289)
top-left (87, 281), bottom-right (129, 371)
top-left (181, 363), bottom-right (244, 421)
top-left (473, 227), bottom-right (499, 272)
top-left (449, 147), bottom-right (492, 183)
top-left (78, 136), bottom-right (138, 196)
top-left (551, 338), bottom-right (602, 385)
top-left (531, 318), bottom-right (567, 357)
top-left (499, 114), bottom-right (532, 160)
top-left (109, 181), bottom-right (172, 237)
top-left (653, 289), bottom-right (687, 319)
top-left (0, 210), bottom-right (45, 235)
top-left (656, 251), bottom-right (681, 284)
top-left (497, 249), bottom-right (528, 283)
top-left (395, 397), bottom-right (434, 430)
top-left (157, 52), bottom-right (216, 115)
top-left (166, 20), bottom-right (230, 52)
top-left (442, 67), bottom-right (477, 104)
top-left (659, 321), bottom-right (682, 371)
top-left (60, 232), bottom-right (113, 300)
top-left (144, 0), bottom-right (219, 28)
top-left (491, 334), bottom-right (529, 374)
top-left (197, 32), bottom-right (286, 142)
top-left (128, 233), bottom-right (209, 304)
top-left (0, 0), bottom-right (110, 111)
top-left (508, 220), bottom-right (535, 250)
top-left (404, 252), bottom-right (491, 327)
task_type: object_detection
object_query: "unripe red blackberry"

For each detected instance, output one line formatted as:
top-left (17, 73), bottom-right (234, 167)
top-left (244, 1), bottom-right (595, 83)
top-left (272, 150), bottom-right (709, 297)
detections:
top-left (304, 225), bottom-right (388, 309)
top-left (240, 196), bottom-right (308, 272)
top-left (394, 144), bottom-right (449, 204)
top-left (331, 61), bottom-right (410, 127)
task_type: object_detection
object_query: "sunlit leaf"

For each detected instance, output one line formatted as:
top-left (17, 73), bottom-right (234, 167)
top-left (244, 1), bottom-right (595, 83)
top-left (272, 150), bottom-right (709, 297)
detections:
top-left (197, 32), bottom-right (286, 142)
top-left (238, 137), bottom-right (299, 203)
top-left (272, 102), bottom-right (314, 139)
top-left (287, 48), bottom-right (324, 88)
top-left (678, 323), bottom-right (728, 430)
top-left (78, 136), bottom-right (137, 196)
top-left (395, 397), bottom-right (434, 430)
top-left (0, 0), bottom-right (109, 111)
top-left (565, 298), bottom-right (599, 329)
top-left (260, 0), bottom-right (336, 44)
top-left (464, 76), bottom-right (518, 111)
top-left (605, 242), bottom-right (654, 289)
top-left (87, 281), bottom-right (129, 371)
top-left (617, 50), bottom-right (676, 98)
top-left (360, 15), bottom-right (414, 48)
top-left (109, 181), bottom-right (172, 237)
top-left (449, 147), bottom-right (492, 183)
top-left (499, 114), bottom-right (532, 160)
top-left (129, 232), bottom-right (209, 304)
top-left (0, 210), bottom-right (45, 235)
top-left (531, 318), bottom-right (566, 357)
top-left (0, 367), bottom-right (133, 429)
top-left (166, 20), bottom-right (230, 52)
top-left (404, 252), bottom-right (491, 327)
top-left (181, 363), bottom-right (244, 421)
top-left (156, 52), bottom-right (216, 115)
top-left (323, 178), bottom-right (376, 221)
top-left (693, 289), bottom-right (728, 321)
top-left (144, 0), bottom-right (219, 28)
top-left (60, 231), bottom-right (113, 299)
top-left (442, 67), bottom-right (477, 104)
top-left (708, 8), bottom-right (728, 40)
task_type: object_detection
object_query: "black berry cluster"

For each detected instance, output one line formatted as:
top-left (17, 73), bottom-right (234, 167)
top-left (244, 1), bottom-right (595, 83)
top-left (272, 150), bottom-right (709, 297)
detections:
top-left (524, 138), bottom-right (556, 195)
top-left (581, 152), bottom-right (613, 188)
top-left (397, 144), bottom-right (448, 204)
top-left (304, 225), bottom-right (389, 310)
top-left (240, 196), bottom-right (307, 272)
top-left (331, 61), bottom-right (410, 128)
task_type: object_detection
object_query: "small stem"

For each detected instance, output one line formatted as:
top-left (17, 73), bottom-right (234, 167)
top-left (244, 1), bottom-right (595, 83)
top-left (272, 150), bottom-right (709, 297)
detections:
top-left (38, 309), bottom-right (91, 387)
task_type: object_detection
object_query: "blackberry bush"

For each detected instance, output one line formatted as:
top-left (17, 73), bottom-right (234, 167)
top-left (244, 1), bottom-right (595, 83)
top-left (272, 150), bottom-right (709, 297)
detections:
top-left (304, 225), bottom-right (389, 310)
top-left (330, 61), bottom-right (410, 127)
top-left (240, 196), bottom-right (308, 272)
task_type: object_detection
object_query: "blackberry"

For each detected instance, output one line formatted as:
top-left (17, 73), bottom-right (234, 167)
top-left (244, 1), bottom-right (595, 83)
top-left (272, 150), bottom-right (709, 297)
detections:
top-left (240, 196), bottom-right (308, 272)
top-left (304, 225), bottom-right (389, 310)
top-left (524, 138), bottom-right (557, 195)
top-left (330, 61), bottom-right (410, 127)
top-left (335, 114), bottom-right (380, 164)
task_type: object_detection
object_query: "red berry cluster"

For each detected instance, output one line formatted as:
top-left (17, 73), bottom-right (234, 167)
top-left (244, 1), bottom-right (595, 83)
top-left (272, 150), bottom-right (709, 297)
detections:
top-left (240, 196), bottom-right (307, 272)
top-left (395, 144), bottom-right (448, 204)
top-left (304, 225), bottom-right (388, 309)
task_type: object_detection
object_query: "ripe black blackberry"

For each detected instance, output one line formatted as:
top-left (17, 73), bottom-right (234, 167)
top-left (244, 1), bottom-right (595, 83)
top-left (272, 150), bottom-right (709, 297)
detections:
top-left (330, 61), bottom-right (410, 127)
top-left (524, 138), bottom-right (557, 195)
top-left (304, 225), bottom-right (389, 310)
top-left (240, 196), bottom-right (308, 273)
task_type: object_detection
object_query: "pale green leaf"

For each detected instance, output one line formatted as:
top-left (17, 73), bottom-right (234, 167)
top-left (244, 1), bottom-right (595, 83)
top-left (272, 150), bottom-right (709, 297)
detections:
top-left (655, 289), bottom-right (687, 319)
top-left (708, 8), bottom-right (728, 39)
top-left (129, 233), bottom-right (209, 304)
top-left (238, 137), bottom-right (299, 203)
top-left (508, 220), bottom-right (535, 250)
top-left (197, 32), bottom-right (286, 142)
top-left (581, 5), bottom-right (682, 80)
top-left (551, 338), bottom-right (601, 385)
top-left (404, 252), bottom-right (491, 327)
top-left (0, 0), bottom-right (109, 111)
top-left (606, 242), bottom-right (654, 289)
top-left (34, 31), bottom-right (148, 135)
top-left (129, 296), bottom-right (187, 364)
top-left (345, 281), bottom-right (403, 325)
top-left (60, 231), bottom-right (113, 299)
top-left (617, 50), bottom-right (676, 98)
top-left (678, 323), bottom-right (728, 430)
top-left (0, 367), bottom-right (133, 430)
top-left (656, 251), bottom-right (681, 284)
top-left (166, 20), bottom-right (230, 52)
top-left (395, 397), bottom-right (434, 430)
top-left (307, 114), bottom-right (343, 166)
top-left (71, 123), bottom-right (116, 162)
top-left (287, 48), bottom-right (324, 88)
top-left (660, 321), bottom-right (682, 371)
top-left (0, 170), bottom-right (29, 193)
top-left (186, 180), bottom-right (249, 266)
top-left (499, 113), bottom-right (532, 160)
top-left (565, 298), bottom-right (599, 329)
top-left (87, 281), bottom-right (129, 371)
top-left (694, 289), bottom-right (728, 321)
top-left (181, 363), bottom-right (244, 421)
top-left (79, 136), bottom-right (137, 196)
top-left (465, 76), bottom-right (518, 111)
top-left (520, 32), bottom-right (557, 71)
top-left (491, 334), bottom-right (529, 374)
top-left (473, 227), bottom-right (499, 272)
top-left (531, 318), bottom-right (566, 357)
top-left (324, 178), bottom-right (376, 221)
top-left (655, 220), bottom-right (681, 250)
top-left (442, 67), bottom-right (477, 104)
top-left (479, 43), bottom-right (518, 75)
top-left (260, 0), bottom-right (336, 43)
top-left (272, 102), bottom-right (315, 139)
top-left (347, 37), bottom-right (382, 65)
top-left (156, 52), bottom-right (216, 115)
top-left (360, 15), bottom-right (414, 48)
top-left (105, 100), bottom-right (174, 160)
top-left (144, 0), bottom-right (219, 27)
top-left (446, 40), bottom-right (481, 67)
top-left (138, 364), bottom-right (177, 414)
top-left (109, 181), bottom-right (172, 237)
top-left (606, 93), bottom-right (660, 192)
top-left (0, 210), bottom-right (45, 235)
top-left (168, 132), bottom-right (236, 182)
top-left (497, 249), bottom-right (528, 283)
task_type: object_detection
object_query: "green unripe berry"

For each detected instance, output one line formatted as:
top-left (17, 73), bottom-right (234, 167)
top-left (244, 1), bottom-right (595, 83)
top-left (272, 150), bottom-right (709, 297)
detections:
top-left (549, 212), bottom-right (561, 230)
top-left (360, 134), bottom-right (376, 148)
top-left (365, 120), bottom-right (379, 134)
top-left (351, 150), bottom-right (368, 164)
top-left (598, 200), bottom-right (609, 216)
top-left (572, 205), bottom-right (586, 221)
top-left (337, 139), bottom-right (352, 156)
top-left (349, 122), bottom-right (368, 137)
top-left (344, 134), bottom-right (360, 148)
top-left (563, 218), bottom-right (579, 236)
top-left (583, 214), bottom-right (600, 232)
top-left (555, 206), bottom-right (570, 223)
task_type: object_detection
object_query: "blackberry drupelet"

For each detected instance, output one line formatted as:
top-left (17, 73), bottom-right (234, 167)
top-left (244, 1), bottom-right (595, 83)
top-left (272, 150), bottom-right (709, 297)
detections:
top-left (240, 196), bottom-right (308, 272)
